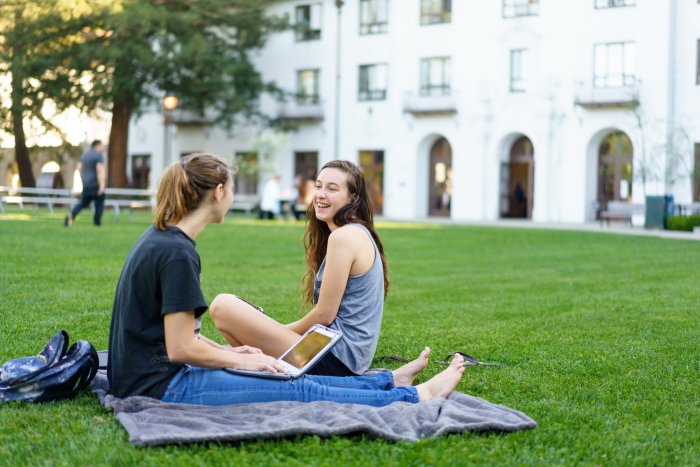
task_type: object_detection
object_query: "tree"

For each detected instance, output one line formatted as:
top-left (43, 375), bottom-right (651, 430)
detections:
top-left (86, 0), bottom-right (287, 187)
top-left (0, 0), bottom-right (112, 187)
top-left (633, 109), bottom-right (695, 197)
top-left (1, 0), bottom-right (287, 188)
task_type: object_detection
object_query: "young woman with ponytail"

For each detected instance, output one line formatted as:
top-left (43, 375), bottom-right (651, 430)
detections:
top-left (107, 154), bottom-right (465, 406)
top-left (210, 160), bottom-right (405, 377)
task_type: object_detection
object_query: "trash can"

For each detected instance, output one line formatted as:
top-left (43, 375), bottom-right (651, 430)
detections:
top-left (644, 195), bottom-right (674, 229)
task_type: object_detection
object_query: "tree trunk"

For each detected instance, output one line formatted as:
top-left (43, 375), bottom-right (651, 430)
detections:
top-left (107, 99), bottom-right (132, 188)
top-left (10, 17), bottom-right (35, 188)
top-left (11, 107), bottom-right (35, 188)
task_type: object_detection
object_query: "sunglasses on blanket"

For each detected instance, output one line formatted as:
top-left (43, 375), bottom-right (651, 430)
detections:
top-left (378, 352), bottom-right (502, 367)
top-left (442, 352), bottom-right (502, 367)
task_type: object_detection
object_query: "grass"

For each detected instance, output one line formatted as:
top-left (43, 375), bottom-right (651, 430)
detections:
top-left (0, 210), bottom-right (698, 466)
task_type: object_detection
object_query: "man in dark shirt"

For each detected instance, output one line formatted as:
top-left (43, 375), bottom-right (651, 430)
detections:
top-left (65, 139), bottom-right (106, 226)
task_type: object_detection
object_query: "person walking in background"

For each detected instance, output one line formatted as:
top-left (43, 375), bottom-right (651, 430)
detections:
top-left (259, 174), bottom-right (281, 220)
top-left (65, 140), bottom-right (106, 227)
top-left (290, 174), bottom-right (305, 220)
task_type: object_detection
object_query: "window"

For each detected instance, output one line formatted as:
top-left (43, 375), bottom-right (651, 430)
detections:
top-left (509, 49), bottom-right (528, 92)
top-left (420, 0), bottom-right (451, 25)
top-left (130, 154), bottom-right (150, 189)
top-left (358, 64), bottom-right (387, 101)
top-left (594, 0), bottom-right (636, 8)
top-left (359, 150), bottom-right (385, 215)
top-left (694, 144), bottom-right (700, 202)
top-left (594, 42), bottom-right (635, 87)
top-left (697, 39), bottom-right (700, 85)
top-left (420, 57), bottom-right (451, 96)
top-left (295, 4), bottom-right (322, 41)
top-left (297, 69), bottom-right (320, 104)
top-left (294, 151), bottom-right (319, 197)
top-left (503, 0), bottom-right (539, 18)
top-left (234, 152), bottom-right (259, 195)
top-left (360, 0), bottom-right (388, 35)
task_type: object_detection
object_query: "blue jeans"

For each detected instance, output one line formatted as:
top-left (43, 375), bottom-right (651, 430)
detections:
top-left (161, 366), bottom-right (419, 407)
top-left (71, 187), bottom-right (105, 225)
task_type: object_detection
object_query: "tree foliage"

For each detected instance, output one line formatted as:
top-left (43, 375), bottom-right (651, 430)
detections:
top-left (0, 0), bottom-right (114, 187)
top-left (84, 0), bottom-right (288, 186)
top-left (2, 0), bottom-right (288, 187)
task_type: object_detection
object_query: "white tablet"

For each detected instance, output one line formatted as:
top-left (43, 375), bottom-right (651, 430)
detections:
top-left (225, 324), bottom-right (342, 380)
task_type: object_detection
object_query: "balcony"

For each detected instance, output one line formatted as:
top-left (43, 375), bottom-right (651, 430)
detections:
top-left (277, 99), bottom-right (324, 123)
top-left (574, 83), bottom-right (639, 109)
top-left (167, 109), bottom-right (211, 126)
top-left (503, 1), bottom-right (540, 18)
top-left (403, 91), bottom-right (458, 116)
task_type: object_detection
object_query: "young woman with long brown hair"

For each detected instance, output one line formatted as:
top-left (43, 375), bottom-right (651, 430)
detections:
top-left (210, 160), bottom-right (412, 376)
top-left (107, 154), bottom-right (465, 406)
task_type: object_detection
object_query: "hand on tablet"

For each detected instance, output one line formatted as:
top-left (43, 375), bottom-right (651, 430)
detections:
top-left (234, 354), bottom-right (288, 374)
top-left (229, 345), bottom-right (263, 355)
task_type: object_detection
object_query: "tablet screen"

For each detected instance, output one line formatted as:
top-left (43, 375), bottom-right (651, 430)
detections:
top-left (281, 331), bottom-right (332, 369)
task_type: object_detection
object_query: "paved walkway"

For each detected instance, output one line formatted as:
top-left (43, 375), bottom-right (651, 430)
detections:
top-left (378, 217), bottom-right (700, 242)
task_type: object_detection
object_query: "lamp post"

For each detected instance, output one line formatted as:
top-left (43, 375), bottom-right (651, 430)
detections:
top-left (333, 0), bottom-right (344, 160)
top-left (162, 94), bottom-right (179, 165)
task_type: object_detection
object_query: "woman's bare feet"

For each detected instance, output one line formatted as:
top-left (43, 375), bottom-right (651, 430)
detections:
top-left (392, 347), bottom-right (431, 387)
top-left (415, 353), bottom-right (465, 402)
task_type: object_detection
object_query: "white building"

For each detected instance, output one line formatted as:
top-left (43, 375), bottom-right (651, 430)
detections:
top-left (128, 0), bottom-right (700, 223)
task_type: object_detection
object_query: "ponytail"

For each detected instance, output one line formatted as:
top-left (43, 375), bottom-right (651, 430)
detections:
top-left (154, 153), bottom-right (231, 230)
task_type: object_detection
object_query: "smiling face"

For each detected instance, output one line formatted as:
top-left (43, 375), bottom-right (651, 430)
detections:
top-left (313, 167), bottom-right (353, 229)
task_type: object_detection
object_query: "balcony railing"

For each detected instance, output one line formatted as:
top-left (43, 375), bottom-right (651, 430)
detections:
top-left (167, 109), bottom-right (211, 126)
top-left (277, 99), bottom-right (324, 122)
top-left (503, 1), bottom-right (539, 18)
top-left (403, 91), bottom-right (458, 116)
top-left (359, 89), bottom-right (387, 101)
top-left (574, 82), bottom-right (639, 109)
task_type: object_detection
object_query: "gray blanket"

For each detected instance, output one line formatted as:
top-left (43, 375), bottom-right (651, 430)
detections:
top-left (91, 371), bottom-right (536, 446)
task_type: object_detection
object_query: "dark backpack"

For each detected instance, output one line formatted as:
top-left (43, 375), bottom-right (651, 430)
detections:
top-left (0, 330), bottom-right (99, 403)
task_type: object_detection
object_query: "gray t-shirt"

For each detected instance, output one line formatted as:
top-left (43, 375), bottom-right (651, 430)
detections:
top-left (313, 223), bottom-right (384, 374)
top-left (80, 147), bottom-right (104, 189)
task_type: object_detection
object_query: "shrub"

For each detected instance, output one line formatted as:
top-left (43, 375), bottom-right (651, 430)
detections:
top-left (665, 214), bottom-right (700, 231)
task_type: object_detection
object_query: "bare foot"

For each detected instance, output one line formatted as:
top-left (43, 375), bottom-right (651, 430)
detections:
top-left (392, 347), bottom-right (431, 387)
top-left (416, 353), bottom-right (465, 402)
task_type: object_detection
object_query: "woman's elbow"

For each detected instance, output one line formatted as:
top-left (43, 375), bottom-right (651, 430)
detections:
top-left (316, 313), bottom-right (336, 327)
top-left (166, 343), bottom-right (192, 363)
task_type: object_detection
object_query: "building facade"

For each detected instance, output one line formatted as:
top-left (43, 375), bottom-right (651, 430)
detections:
top-left (127, 0), bottom-right (700, 223)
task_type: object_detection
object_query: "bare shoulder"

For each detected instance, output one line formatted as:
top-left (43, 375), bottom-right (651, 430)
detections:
top-left (328, 224), bottom-right (374, 253)
top-left (330, 224), bottom-right (368, 243)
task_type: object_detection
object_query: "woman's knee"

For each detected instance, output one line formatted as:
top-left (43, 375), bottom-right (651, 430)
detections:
top-left (209, 293), bottom-right (239, 324)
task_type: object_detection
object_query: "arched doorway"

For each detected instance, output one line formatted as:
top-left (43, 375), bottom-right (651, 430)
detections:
top-left (428, 137), bottom-right (452, 217)
top-left (37, 161), bottom-right (64, 189)
top-left (597, 131), bottom-right (633, 216)
top-left (6, 162), bottom-right (20, 189)
top-left (500, 136), bottom-right (534, 219)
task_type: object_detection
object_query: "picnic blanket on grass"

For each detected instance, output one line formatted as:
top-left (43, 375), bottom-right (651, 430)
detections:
top-left (91, 371), bottom-right (536, 446)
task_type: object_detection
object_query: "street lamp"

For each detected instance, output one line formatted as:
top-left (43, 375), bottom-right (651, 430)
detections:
top-left (333, 1), bottom-right (344, 160)
top-left (162, 94), bottom-right (179, 165)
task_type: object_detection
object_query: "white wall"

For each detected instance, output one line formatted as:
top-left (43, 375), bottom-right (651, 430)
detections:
top-left (127, 0), bottom-right (700, 221)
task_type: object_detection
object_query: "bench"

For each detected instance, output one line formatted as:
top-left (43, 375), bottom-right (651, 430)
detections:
top-left (229, 194), bottom-right (260, 215)
top-left (0, 186), bottom-right (154, 221)
top-left (675, 203), bottom-right (700, 216)
top-left (103, 188), bottom-right (154, 220)
top-left (599, 201), bottom-right (645, 226)
top-left (0, 186), bottom-right (76, 213)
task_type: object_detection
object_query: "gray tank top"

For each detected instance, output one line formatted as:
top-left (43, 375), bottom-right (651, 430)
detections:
top-left (313, 223), bottom-right (384, 374)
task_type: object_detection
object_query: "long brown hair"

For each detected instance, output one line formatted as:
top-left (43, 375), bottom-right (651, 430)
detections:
top-left (301, 160), bottom-right (389, 308)
top-left (154, 153), bottom-right (231, 230)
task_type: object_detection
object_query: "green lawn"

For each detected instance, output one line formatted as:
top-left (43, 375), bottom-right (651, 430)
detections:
top-left (1, 210), bottom-right (698, 466)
